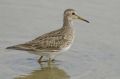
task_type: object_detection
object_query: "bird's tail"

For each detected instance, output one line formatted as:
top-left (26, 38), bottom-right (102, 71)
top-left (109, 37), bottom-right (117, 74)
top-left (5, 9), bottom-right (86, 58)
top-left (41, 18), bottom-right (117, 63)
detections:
top-left (6, 46), bottom-right (18, 49)
top-left (6, 45), bottom-right (33, 51)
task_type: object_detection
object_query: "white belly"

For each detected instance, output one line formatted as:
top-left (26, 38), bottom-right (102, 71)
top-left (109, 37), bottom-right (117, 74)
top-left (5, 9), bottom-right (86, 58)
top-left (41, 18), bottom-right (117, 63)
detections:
top-left (60, 44), bottom-right (71, 52)
top-left (27, 44), bottom-right (71, 59)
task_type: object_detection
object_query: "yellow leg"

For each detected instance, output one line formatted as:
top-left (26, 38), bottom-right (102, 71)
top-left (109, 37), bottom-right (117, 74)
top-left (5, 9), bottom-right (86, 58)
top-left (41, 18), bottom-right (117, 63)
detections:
top-left (52, 59), bottom-right (55, 62)
top-left (48, 58), bottom-right (52, 64)
top-left (38, 56), bottom-right (43, 63)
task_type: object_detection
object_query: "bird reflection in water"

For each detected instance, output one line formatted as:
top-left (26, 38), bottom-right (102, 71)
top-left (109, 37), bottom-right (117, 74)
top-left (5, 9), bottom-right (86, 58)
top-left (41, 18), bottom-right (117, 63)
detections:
top-left (15, 62), bottom-right (70, 79)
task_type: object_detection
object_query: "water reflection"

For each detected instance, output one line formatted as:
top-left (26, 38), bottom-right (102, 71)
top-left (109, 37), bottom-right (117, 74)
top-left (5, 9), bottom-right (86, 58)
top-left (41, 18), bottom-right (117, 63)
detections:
top-left (15, 62), bottom-right (70, 79)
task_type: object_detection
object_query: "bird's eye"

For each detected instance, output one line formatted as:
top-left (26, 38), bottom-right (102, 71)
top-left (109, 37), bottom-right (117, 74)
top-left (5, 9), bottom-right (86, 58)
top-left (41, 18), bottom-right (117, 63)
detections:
top-left (72, 12), bottom-right (75, 15)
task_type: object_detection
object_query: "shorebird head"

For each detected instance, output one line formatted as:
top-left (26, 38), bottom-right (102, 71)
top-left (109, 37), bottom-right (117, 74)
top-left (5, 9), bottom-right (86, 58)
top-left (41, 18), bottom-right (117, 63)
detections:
top-left (64, 9), bottom-right (89, 23)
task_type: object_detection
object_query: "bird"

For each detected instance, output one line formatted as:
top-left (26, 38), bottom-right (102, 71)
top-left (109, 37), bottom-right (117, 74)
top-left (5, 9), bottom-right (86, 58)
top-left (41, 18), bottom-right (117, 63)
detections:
top-left (6, 9), bottom-right (89, 63)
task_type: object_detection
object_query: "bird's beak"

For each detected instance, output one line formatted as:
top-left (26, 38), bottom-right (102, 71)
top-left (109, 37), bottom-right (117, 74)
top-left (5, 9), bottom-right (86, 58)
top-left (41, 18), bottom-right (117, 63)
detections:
top-left (77, 15), bottom-right (89, 23)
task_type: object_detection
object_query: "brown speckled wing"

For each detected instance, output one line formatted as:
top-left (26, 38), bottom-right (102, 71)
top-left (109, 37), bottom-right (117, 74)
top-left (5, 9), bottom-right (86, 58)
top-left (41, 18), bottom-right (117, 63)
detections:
top-left (7, 28), bottom-right (66, 51)
top-left (7, 27), bottom-right (74, 52)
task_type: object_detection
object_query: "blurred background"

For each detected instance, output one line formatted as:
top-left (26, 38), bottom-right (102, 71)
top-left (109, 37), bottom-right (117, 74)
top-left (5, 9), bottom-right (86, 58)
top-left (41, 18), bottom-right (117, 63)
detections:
top-left (0, 0), bottom-right (120, 79)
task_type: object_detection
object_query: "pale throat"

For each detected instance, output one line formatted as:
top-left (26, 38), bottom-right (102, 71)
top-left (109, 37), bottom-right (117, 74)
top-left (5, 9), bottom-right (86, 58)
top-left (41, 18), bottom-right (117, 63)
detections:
top-left (63, 16), bottom-right (73, 27)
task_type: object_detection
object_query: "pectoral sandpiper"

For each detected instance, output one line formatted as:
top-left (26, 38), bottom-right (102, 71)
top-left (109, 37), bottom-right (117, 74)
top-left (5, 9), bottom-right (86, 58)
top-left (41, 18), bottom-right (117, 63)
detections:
top-left (6, 9), bottom-right (89, 63)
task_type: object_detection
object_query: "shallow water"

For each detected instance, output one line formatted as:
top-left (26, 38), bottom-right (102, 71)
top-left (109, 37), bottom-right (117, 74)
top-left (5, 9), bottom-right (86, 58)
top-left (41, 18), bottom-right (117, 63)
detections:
top-left (0, 0), bottom-right (120, 79)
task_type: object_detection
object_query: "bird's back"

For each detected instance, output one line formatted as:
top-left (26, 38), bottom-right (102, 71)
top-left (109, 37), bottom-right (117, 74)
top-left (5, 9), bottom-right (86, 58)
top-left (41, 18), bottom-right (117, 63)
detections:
top-left (7, 26), bottom-right (74, 52)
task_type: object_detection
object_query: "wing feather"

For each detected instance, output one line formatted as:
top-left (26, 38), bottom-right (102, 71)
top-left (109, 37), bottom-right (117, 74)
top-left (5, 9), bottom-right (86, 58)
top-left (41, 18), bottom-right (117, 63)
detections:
top-left (7, 28), bottom-right (68, 51)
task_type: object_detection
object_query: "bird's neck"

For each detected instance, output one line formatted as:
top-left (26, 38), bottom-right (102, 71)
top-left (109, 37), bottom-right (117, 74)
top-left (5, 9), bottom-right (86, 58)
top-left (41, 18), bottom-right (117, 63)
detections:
top-left (63, 16), bottom-right (72, 28)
